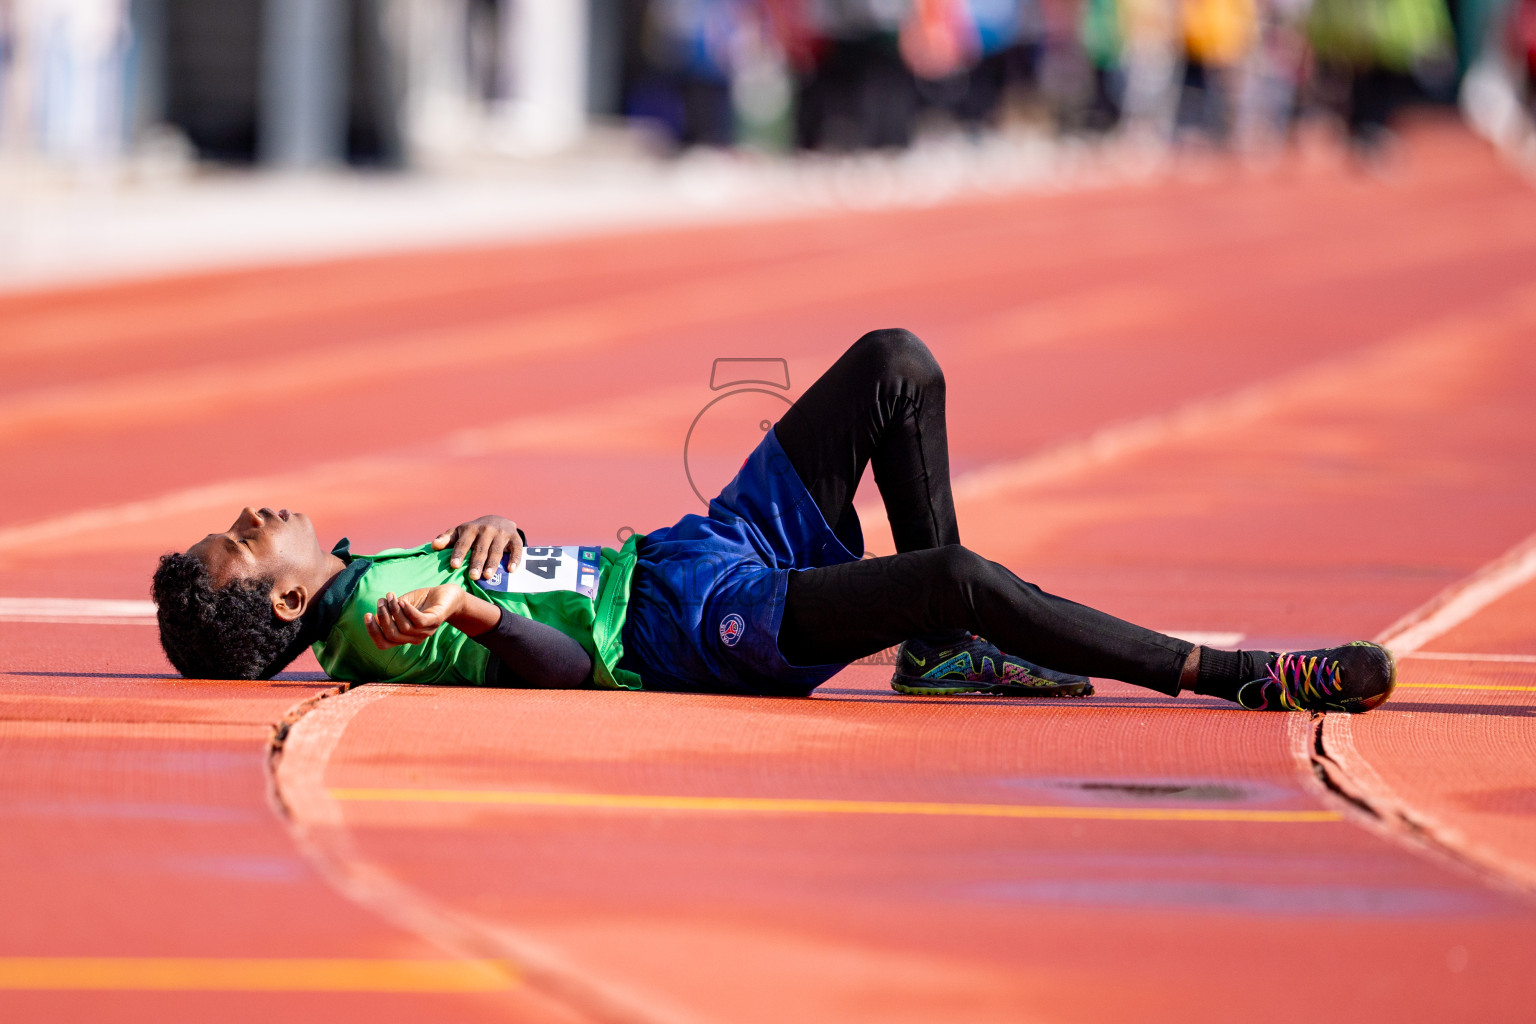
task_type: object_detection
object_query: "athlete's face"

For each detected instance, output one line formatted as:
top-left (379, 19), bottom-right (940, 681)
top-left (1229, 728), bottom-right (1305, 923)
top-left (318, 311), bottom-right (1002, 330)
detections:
top-left (188, 507), bottom-right (326, 589)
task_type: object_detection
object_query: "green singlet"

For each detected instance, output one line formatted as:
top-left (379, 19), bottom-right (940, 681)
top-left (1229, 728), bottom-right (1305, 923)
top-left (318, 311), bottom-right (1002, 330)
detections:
top-left (307, 536), bottom-right (642, 689)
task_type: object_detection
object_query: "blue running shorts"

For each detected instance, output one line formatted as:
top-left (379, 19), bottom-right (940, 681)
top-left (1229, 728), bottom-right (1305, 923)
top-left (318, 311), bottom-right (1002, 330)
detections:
top-left (619, 427), bottom-right (862, 695)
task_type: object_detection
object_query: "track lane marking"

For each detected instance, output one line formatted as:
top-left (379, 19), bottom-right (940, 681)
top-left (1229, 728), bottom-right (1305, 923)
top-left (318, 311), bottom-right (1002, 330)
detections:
top-left (951, 283), bottom-right (1536, 503)
top-left (0, 597), bottom-right (156, 623)
top-left (1161, 630), bottom-right (1245, 647)
top-left (1320, 523), bottom-right (1536, 893)
top-left (11, 285), bottom-right (1536, 558)
top-left (1377, 528), bottom-right (1536, 653)
top-left (0, 386), bottom-right (697, 556)
top-left (329, 788), bottom-right (1340, 823)
top-left (0, 227), bottom-right (1109, 443)
top-left (0, 957), bottom-right (515, 991)
top-left (0, 617), bottom-right (154, 625)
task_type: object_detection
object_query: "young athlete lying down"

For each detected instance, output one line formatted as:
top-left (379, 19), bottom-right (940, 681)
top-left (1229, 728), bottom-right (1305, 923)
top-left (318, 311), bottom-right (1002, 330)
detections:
top-left (153, 330), bottom-right (1396, 713)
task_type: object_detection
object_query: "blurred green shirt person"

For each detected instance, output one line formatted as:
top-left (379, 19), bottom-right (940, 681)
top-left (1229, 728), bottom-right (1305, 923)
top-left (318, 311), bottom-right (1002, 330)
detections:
top-left (1309, 0), bottom-right (1452, 70)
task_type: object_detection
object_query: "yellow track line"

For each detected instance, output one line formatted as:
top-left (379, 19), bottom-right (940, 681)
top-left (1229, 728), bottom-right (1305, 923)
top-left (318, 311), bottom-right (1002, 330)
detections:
top-left (1397, 651), bottom-right (1536, 663)
top-left (0, 957), bottom-right (515, 992)
top-left (329, 788), bottom-right (1340, 824)
top-left (1396, 683), bottom-right (1536, 692)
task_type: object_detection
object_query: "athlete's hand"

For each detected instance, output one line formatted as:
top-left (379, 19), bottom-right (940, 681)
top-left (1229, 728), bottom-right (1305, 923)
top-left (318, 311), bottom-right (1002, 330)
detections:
top-left (364, 586), bottom-right (465, 650)
top-left (432, 515), bottom-right (522, 581)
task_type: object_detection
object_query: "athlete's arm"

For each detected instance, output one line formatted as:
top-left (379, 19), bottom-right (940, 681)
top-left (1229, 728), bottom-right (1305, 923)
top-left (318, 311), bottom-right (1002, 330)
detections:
top-left (431, 515), bottom-right (526, 581)
top-left (365, 586), bottom-right (494, 646)
top-left (472, 607), bottom-right (595, 689)
top-left (365, 586), bottom-right (593, 688)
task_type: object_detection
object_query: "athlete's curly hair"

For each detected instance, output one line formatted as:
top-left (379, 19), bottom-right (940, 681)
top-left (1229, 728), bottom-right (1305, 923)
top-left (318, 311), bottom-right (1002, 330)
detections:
top-left (151, 552), bottom-right (301, 680)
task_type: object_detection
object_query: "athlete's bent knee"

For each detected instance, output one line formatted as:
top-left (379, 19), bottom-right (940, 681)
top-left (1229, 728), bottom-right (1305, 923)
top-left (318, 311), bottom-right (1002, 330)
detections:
top-left (852, 328), bottom-right (943, 390)
top-left (927, 544), bottom-right (989, 587)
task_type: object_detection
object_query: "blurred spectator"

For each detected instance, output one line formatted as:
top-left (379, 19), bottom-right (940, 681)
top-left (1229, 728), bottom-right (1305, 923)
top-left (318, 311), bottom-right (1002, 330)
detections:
top-left (901, 0), bottom-right (1032, 134)
top-left (1308, 0), bottom-right (1454, 149)
top-left (1451, 0), bottom-right (1510, 75)
top-left (0, 0), bottom-right (133, 169)
top-left (795, 0), bottom-right (919, 150)
top-left (731, 0), bottom-right (795, 148)
top-left (0, 0), bottom-right (1490, 174)
top-left (620, 0), bottom-right (798, 151)
top-left (900, 0), bottom-right (978, 80)
top-left (1455, 1), bottom-right (1536, 161)
top-left (1177, 0), bottom-right (1258, 143)
top-left (1233, 0), bottom-right (1312, 152)
top-left (626, 0), bottom-right (742, 146)
top-left (1119, 0), bottom-right (1181, 143)
top-left (0, 0), bottom-right (14, 153)
top-left (1080, 0), bottom-right (1124, 130)
top-left (947, 0), bottom-right (1040, 131)
top-left (1512, 0), bottom-right (1536, 108)
top-left (1035, 0), bottom-right (1096, 130)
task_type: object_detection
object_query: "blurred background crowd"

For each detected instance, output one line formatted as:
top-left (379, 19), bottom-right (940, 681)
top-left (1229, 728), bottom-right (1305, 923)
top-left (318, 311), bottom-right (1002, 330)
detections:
top-left (0, 0), bottom-right (1532, 177)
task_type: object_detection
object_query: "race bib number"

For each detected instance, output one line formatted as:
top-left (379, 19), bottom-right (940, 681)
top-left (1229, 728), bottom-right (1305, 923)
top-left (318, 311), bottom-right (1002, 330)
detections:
top-left (477, 545), bottom-right (601, 600)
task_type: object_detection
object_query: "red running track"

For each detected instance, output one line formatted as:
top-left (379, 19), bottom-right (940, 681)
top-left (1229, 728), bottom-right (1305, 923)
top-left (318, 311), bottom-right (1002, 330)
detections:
top-left (2, 120), bottom-right (1536, 1021)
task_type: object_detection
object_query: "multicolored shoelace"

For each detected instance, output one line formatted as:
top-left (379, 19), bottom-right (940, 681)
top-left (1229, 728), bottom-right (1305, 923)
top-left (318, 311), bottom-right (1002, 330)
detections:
top-left (1260, 652), bottom-right (1342, 710)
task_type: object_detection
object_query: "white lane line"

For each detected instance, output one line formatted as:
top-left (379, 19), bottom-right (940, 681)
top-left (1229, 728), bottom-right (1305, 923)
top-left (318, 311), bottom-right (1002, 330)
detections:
top-left (948, 288), bottom-right (1536, 501)
top-left (4, 283), bottom-right (1533, 562)
top-left (953, 384), bottom-right (1282, 501)
top-left (1161, 631), bottom-right (1245, 648)
top-left (1375, 528), bottom-right (1536, 653)
top-left (0, 454), bottom-right (418, 555)
top-left (0, 386), bottom-right (693, 557)
top-left (0, 597), bottom-right (157, 624)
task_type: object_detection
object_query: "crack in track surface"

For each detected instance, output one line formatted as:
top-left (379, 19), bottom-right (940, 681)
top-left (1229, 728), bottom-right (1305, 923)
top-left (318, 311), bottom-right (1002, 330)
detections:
top-left (1307, 716), bottom-right (1382, 823)
top-left (265, 683), bottom-right (350, 820)
top-left (1307, 714), bottom-right (1536, 903)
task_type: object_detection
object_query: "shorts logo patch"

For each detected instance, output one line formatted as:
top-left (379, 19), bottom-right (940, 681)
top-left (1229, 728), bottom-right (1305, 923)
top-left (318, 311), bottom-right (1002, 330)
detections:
top-left (719, 613), bottom-right (746, 647)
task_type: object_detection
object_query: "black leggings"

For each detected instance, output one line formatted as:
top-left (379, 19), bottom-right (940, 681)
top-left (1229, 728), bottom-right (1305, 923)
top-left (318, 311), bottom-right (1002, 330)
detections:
top-left (775, 330), bottom-right (1193, 696)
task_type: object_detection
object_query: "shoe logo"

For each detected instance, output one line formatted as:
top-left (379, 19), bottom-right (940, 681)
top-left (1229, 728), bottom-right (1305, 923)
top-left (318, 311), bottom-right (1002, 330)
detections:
top-left (719, 613), bottom-right (746, 647)
top-left (906, 651), bottom-right (928, 667)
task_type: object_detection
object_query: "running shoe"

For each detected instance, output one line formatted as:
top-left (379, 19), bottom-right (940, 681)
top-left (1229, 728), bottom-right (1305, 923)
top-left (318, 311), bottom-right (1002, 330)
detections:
top-left (1235, 641), bottom-right (1396, 713)
top-left (891, 634), bottom-right (1094, 697)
